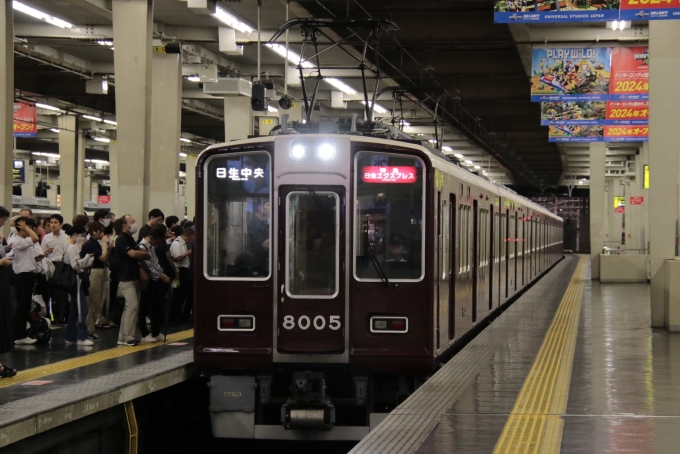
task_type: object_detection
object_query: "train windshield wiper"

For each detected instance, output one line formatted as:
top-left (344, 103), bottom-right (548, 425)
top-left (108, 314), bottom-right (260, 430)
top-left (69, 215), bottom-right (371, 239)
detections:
top-left (367, 242), bottom-right (390, 287)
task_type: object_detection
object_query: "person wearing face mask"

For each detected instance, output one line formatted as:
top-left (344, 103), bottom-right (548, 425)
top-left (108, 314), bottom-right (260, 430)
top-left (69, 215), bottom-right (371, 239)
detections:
top-left (93, 209), bottom-right (111, 228)
top-left (114, 215), bottom-right (150, 347)
top-left (63, 225), bottom-right (95, 346)
top-left (81, 222), bottom-right (109, 342)
top-left (137, 209), bottom-right (164, 243)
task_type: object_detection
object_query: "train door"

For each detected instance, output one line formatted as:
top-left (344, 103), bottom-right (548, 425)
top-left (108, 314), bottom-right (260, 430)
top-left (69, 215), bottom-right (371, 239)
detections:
top-left (277, 185), bottom-right (345, 353)
top-left (472, 199), bottom-right (479, 323)
top-left (490, 206), bottom-right (496, 310)
top-left (521, 215), bottom-right (526, 287)
top-left (436, 191), bottom-right (451, 350)
top-left (501, 210), bottom-right (507, 302)
top-left (513, 213), bottom-right (518, 292)
top-left (449, 195), bottom-right (456, 341)
top-left (504, 209), bottom-right (510, 299)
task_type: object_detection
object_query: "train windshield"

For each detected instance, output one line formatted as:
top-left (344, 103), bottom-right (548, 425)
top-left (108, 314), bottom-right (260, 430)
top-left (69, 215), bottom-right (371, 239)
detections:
top-left (354, 151), bottom-right (425, 281)
top-left (204, 151), bottom-right (271, 279)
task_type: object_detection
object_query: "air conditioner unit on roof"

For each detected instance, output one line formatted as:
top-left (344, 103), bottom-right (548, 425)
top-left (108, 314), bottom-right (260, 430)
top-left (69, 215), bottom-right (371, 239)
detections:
top-left (203, 78), bottom-right (251, 97)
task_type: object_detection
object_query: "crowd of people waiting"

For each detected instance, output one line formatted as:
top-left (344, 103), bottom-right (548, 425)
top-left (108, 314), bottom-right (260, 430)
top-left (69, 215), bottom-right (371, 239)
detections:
top-left (0, 206), bottom-right (196, 377)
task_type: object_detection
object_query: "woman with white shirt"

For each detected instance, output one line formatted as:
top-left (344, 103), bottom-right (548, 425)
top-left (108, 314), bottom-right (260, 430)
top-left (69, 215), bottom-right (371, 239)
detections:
top-left (62, 225), bottom-right (95, 346)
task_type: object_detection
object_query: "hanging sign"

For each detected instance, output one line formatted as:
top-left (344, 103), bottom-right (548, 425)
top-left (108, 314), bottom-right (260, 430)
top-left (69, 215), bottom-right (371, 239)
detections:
top-left (97, 195), bottom-right (111, 204)
top-left (614, 196), bottom-right (626, 208)
top-left (609, 47), bottom-right (649, 100)
top-left (541, 101), bottom-right (606, 125)
top-left (614, 206), bottom-right (625, 213)
top-left (604, 125), bottom-right (649, 142)
top-left (619, 0), bottom-right (680, 20)
top-left (531, 48), bottom-right (611, 101)
top-left (13, 160), bottom-right (25, 184)
top-left (362, 166), bottom-right (418, 184)
top-left (13, 102), bottom-right (37, 138)
top-left (493, 0), bottom-right (619, 23)
top-left (605, 101), bottom-right (648, 125)
top-left (630, 196), bottom-right (644, 205)
top-left (548, 125), bottom-right (605, 142)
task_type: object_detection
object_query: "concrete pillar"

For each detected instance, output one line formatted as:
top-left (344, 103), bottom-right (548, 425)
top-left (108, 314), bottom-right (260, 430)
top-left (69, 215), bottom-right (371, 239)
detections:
top-left (224, 97), bottom-right (252, 141)
top-left (76, 130), bottom-right (86, 213)
top-left (111, 0), bottom-right (153, 223)
top-left (649, 21), bottom-right (680, 328)
top-left (0, 1), bottom-right (12, 229)
top-left (149, 49), bottom-right (182, 217)
top-left (590, 142), bottom-right (606, 279)
top-left (20, 159), bottom-right (35, 197)
top-left (108, 140), bottom-right (120, 215)
top-left (185, 155), bottom-right (197, 220)
top-left (58, 115), bottom-right (79, 224)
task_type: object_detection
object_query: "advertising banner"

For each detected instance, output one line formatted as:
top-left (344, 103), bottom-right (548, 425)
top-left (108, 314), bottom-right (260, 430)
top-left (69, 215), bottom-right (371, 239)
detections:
top-left (604, 125), bottom-right (648, 142)
top-left (494, 0), bottom-right (619, 23)
top-left (619, 0), bottom-right (680, 20)
top-left (13, 102), bottom-right (37, 138)
top-left (541, 101), bottom-right (606, 125)
top-left (548, 125), bottom-right (605, 142)
top-left (531, 48), bottom-right (611, 101)
top-left (605, 101), bottom-right (648, 124)
top-left (609, 47), bottom-right (648, 100)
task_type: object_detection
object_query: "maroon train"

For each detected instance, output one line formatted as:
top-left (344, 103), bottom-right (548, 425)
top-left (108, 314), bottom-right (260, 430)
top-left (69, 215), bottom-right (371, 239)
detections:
top-left (194, 132), bottom-right (563, 440)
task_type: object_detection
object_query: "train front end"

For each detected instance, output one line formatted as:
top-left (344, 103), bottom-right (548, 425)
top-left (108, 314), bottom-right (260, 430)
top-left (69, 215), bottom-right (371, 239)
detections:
top-left (195, 134), bottom-right (432, 439)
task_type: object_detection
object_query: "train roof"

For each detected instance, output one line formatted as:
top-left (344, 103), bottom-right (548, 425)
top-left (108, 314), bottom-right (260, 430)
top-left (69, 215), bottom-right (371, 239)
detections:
top-left (201, 134), bottom-right (562, 223)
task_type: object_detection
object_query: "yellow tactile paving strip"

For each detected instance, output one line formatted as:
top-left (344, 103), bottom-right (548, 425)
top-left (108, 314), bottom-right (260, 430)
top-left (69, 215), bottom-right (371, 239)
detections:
top-left (493, 255), bottom-right (587, 454)
top-left (0, 329), bottom-right (194, 389)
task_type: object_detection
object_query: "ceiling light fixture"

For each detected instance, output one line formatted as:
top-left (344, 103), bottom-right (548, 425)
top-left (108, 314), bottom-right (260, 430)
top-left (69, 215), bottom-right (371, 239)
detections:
top-left (454, 153), bottom-right (464, 159)
top-left (212, 6), bottom-right (254, 34)
top-left (82, 114), bottom-right (102, 122)
top-left (179, 152), bottom-right (187, 158)
top-left (49, 128), bottom-right (59, 133)
top-left (13, 1), bottom-right (73, 28)
top-left (93, 136), bottom-right (110, 143)
top-left (327, 78), bottom-right (357, 95)
top-left (103, 119), bottom-right (117, 126)
top-left (360, 100), bottom-right (388, 114)
top-left (267, 105), bottom-right (278, 113)
top-left (35, 102), bottom-right (62, 112)
top-left (464, 160), bottom-right (473, 165)
top-left (442, 146), bottom-right (453, 152)
top-left (264, 43), bottom-right (315, 69)
top-left (96, 40), bottom-right (113, 46)
top-left (187, 76), bottom-right (201, 82)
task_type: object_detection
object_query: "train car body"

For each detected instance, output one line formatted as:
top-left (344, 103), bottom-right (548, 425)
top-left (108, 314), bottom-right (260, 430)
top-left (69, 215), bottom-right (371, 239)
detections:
top-left (194, 133), bottom-right (563, 440)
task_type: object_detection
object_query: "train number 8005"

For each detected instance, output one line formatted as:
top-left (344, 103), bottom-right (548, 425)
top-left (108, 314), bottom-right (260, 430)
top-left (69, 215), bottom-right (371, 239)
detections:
top-left (282, 315), bottom-right (341, 331)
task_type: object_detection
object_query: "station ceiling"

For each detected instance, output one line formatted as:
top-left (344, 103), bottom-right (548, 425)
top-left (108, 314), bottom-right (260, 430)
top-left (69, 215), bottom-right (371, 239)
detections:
top-left (11, 0), bottom-right (649, 192)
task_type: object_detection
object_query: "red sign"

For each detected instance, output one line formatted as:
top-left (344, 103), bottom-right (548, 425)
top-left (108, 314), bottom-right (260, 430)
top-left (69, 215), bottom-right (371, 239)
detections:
top-left (610, 47), bottom-right (648, 100)
top-left (604, 125), bottom-right (648, 141)
top-left (97, 196), bottom-right (111, 204)
top-left (362, 166), bottom-right (417, 184)
top-left (630, 196), bottom-right (644, 205)
top-left (615, 206), bottom-right (625, 214)
top-left (606, 101), bottom-right (648, 122)
top-left (13, 102), bottom-right (37, 138)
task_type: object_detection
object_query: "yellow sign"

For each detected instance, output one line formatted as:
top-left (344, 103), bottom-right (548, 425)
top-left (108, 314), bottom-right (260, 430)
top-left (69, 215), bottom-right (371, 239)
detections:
top-left (644, 165), bottom-right (649, 189)
top-left (262, 119), bottom-right (273, 125)
top-left (614, 196), bottom-right (625, 208)
top-left (153, 46), bottom-right (165, 53)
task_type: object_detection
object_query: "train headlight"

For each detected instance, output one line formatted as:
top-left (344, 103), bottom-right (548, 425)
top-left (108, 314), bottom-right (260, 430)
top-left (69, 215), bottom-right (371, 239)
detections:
top-left (291, 144), bottom-right (307, 160)
top-left (317, 143), bottom-right (336, 160)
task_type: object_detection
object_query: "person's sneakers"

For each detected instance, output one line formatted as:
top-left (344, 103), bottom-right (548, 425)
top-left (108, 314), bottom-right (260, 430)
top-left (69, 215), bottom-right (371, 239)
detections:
top-left (155, 334), bottom-right (166, 342)
top-left (141, 334), bottom-right (158, 344)
top-left (86, 334), bottom-right (101, 342)
top-left (14, 337), bottom-right (37, 345)
top-left (117, 341), bottom-right (126, 346)
top-left (77, 339), bottom-right (94, 346)
top-left (126, 340), bottom-right (140, 347)
top-left (65, 339), bottom-right (76, 344)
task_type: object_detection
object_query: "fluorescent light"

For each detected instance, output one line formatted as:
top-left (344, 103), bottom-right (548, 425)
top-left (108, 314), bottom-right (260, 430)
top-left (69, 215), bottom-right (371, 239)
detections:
top-left (187, 76), bottom-right (201, 82)
top-left (90, 159), bottom-right (109, 164)
top-left (399, 121), bottom-right (410, 126)
top-left (454, 153), bottom-right (464, 159)
top-left (49, 128), bottom-right (59, 133)
top-left (180, 138), bottom-right (192, 143)
top-left (428, 139), bottom-right (437, 144)
top-left (35, 102), bottom-right (62, 112)
top-left (103, 119), bottom-right (117, 126)
top-left (327, 78), bottom-right (357, 95)
top-left (93, 137), bottom-right (110, 143)
top-left (474, 165), bottom-right (481, 170)
top-left (179, 152), bottom-right (187, 158)
top-left (442, 146), bottom-right (453, 152)
top-left (31, 152), bottom-right (60, 158)
top-left (265, 43), bottom-right (315, 69)
top-left (13, 1), bottom-right (73, 28)
top-left (82, 114), bottom-right (102, 122)
top-left (464, 160), bottom-right (473, 165)
top-left (360, 100), bottom-right (388, 114)
top-left (96, 40), bottom-right (113, 46)
top-left (212, 6), bottom-right (254, 33)
top-left (267, 105), bottom-right (278, 113)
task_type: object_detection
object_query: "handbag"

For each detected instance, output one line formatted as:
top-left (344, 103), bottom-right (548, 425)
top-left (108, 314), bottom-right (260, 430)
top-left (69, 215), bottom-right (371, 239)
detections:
top-left (48, 246), bottom-right (76, 292)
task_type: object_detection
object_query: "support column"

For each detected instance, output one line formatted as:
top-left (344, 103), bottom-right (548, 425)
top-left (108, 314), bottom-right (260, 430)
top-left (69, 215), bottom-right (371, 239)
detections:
top-left (0, 1), bottom-right (12, 225)
top-left (224, 97), bottom-right (252, 141)
top-left (58, 115), bottom-right (79, 224)
top-left (589, 142), bottom-right (606, 280)
top-left (111, 0), bottom-right (153, 223)
top-left (649, 21), bottom-right (680, 328)
top-left (20, 159), bottom-right (35, 197)
top-left (149, 49), bottom-right (181, 217)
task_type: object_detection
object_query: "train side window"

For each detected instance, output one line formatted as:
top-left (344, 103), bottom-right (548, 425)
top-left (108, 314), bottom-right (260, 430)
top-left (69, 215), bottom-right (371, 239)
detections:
top-left (354, 151), bottom-right (425, 282)
top-left (459, 184), bottom-right (463, 198)
top-left (204, 151), bottom-right (271, 280)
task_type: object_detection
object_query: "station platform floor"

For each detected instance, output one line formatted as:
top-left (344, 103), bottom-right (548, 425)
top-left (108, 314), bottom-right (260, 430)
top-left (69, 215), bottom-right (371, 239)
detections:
top-left (0, 319), bottom-right (195, 449)
top-left (352, 254), bottom-right (676, 454)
